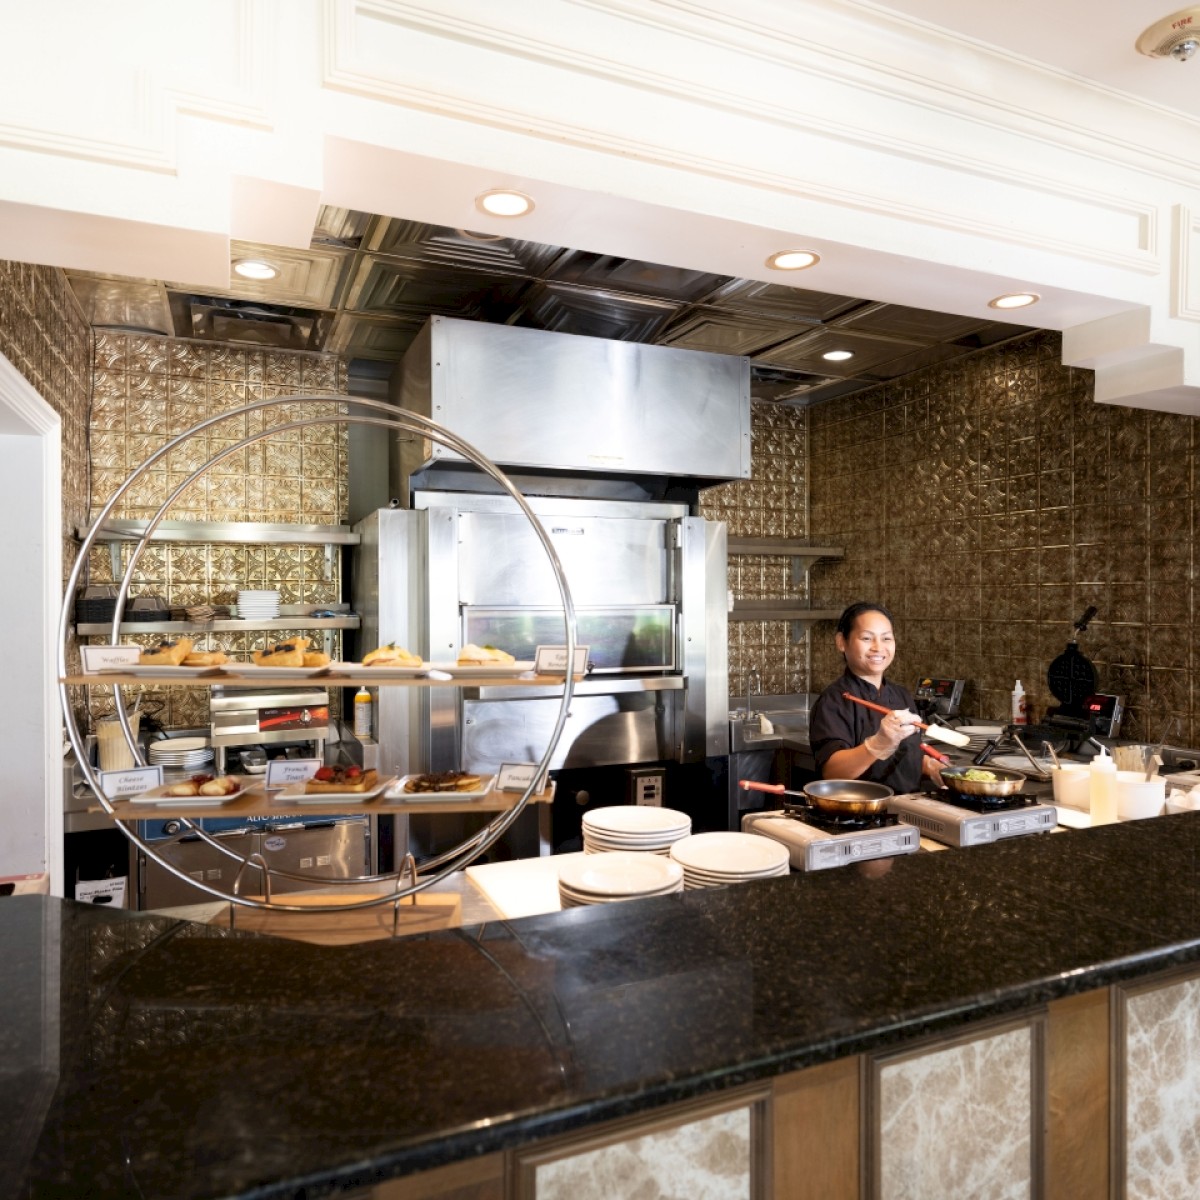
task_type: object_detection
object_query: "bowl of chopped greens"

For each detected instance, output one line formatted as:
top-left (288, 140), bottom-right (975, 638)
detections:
top-left (939, 764), bottom-right (1027, 798)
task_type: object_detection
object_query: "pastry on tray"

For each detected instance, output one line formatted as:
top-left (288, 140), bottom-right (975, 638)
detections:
top-left (183, 649), bottom-right (228, 666)
top-left (403, 770), bottom-right (484, 794)
top-left (303, 765), bottom-right (378, 794)
top-left (251, 637), bottom-right (310, 667)
top-left (302, 650), bottom-right (331, 667)
top-left (456, 643), bottom-right (515, 666)
top-left (362, 642), bottom-right (422, 667)
top-left (163, 774), bottom-right (239, 797)
top-left (140, 636), bottom-right (194, 666)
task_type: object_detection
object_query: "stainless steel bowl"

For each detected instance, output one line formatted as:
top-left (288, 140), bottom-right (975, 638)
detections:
top-left (802, 778), bottom-right (893, 816)
top-left (939, 765), bottom-right (1026, 798)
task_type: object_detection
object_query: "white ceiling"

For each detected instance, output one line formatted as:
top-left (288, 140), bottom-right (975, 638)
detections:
top-left (875, 0), bottom-right (1200, 116)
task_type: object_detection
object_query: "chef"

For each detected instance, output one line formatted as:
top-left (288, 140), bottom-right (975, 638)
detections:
top-left (808, 602), bottom-right (943, 793)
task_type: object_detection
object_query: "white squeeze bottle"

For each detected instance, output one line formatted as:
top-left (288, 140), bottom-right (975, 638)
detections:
top-left (1089, 744), bottom-right (1117, 825)
top-left (1011, 680), bottom-right (1028, 725)
top-left (353, 686), bottom-right (373, 738)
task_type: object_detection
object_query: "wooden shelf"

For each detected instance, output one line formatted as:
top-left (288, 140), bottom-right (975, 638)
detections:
top-left (63, 671), bottom-right (580, 689)
top-left (99, 779), bottom-right (556, 820)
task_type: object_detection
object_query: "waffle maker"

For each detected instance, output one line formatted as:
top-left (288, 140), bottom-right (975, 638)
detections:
top-left (977, 606), bottom-right (1122, 761)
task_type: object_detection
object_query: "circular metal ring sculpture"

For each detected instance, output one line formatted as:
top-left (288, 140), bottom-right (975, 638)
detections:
top-left (58, 394), bottom-right (577, 915)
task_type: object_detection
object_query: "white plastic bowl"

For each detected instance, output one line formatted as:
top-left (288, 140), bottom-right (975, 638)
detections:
top-left (1050, 764), bottom-right (1090, 810)
top-left (1115, 770), bottom-right (1166, 821)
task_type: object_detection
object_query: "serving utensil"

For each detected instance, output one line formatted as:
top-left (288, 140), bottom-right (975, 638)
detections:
top-left (1011, 731), bottom-right (1050, 781)
top-left (1145, 716), bottom-right (1177, 781)
top-left (740, 777), bottom-right (893, 817)
top-left (1043, 740), bottom-right (1062, 770)
top-left (921, 743), bottom-right (951, 764)
top-left (841, 693), bottom-right (971, 748)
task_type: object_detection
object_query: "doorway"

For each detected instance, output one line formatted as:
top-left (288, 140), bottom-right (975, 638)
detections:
top-left (0, 353), bottom-right (63, 893)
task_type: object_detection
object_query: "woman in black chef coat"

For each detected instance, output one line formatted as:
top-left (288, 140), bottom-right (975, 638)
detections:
top-left (808, 602), bottom-right (943, 794)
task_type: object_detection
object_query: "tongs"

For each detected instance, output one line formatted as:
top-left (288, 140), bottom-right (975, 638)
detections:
top-left (1010, 731), bottom-right (1050, 781)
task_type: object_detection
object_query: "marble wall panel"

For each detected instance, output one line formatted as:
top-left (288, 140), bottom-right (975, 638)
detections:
top-left (532, 1104), bottom-right (751, 1200)
top-left (876, 1024), bottom-right (1034, 1200)
top-left (1124, 974), bottom-right (1200, 1198)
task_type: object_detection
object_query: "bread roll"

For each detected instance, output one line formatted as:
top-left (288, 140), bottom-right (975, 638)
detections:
top-left (363, 643), bottom-right (421, 667)
top-left (252, 638), bottom-right (310, 668)
top-left (165, 780), bottom-right (199, 797)
top-left (198, 776), bottom-right (239, 796)
top-left (183, 649), bottom-right (228, 666)
top-left (141, 637), bottom-right (194, 667)
top-left (457, 643), bottom-right (515, 666)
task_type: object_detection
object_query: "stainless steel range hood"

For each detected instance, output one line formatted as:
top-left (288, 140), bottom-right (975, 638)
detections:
top-left (390, 316), bottom-right (751, 500)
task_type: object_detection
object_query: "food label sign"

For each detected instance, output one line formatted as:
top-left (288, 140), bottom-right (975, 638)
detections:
top-left (533, 645), bottom-right (589, 675)
top-left (99, 766), bottom-right (163, 798)
top-left (265, 759), bottom-right (321, 790)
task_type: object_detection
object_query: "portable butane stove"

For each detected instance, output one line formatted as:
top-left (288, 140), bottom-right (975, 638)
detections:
top-left (886, 791), bottom-right (1057, 848)
top-left (741, 801), bottom-right (920, 872)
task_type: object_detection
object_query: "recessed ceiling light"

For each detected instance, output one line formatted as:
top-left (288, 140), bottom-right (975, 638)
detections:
top-left (232, 258), bottom-right (278, 281)
top-left (822, 349), bottom-right (854, 362)
top-left (475, 189), bottom-right (535, 218)
top-left (766, 249), bottom-right (820, 271)
top-left (988, 292), bottom-right (1040, 310)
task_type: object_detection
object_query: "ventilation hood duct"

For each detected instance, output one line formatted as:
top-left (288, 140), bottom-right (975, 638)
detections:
top-left (390, 317), bottom-right (751, 502)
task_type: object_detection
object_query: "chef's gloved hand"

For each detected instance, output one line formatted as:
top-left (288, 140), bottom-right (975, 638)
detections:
top-left (863, 708), bottom-right (921, 760)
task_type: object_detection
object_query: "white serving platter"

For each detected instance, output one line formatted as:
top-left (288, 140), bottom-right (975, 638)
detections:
top-left (389, 774), bottom-right (495, 801)
top-left (274, 775), bottom-right (395, 804)
top-left (219, 663), bottom-right (331, 678)
top-left (100, 664), bottom-right (224, 678)
top-left (129, 780), bottom-right (249, 806)
top-left (425, 661), bottom-right (535, 678)
top-left (329, 660), bottom-right (429, 678)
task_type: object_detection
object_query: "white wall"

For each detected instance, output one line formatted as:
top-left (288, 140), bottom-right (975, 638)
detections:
top-left (0, 355), bottom-right (62, 889)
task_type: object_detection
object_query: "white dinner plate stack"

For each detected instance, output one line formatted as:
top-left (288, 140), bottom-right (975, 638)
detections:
top-left (669, 831), bottom-right (790, 890)
top-left (237, 589), bottom-right (281, 620)
top-left (148, 736), bottom-right (213, 771)
top-left (557, 851), bottom-right (684, 908)
top-left (581, 806), bottom-right (692, 855)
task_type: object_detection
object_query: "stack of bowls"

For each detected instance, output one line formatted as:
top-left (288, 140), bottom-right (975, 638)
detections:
top-left (582, 806), bottom-right (692, 855)
top-left (237, 589), bottom-right (281, 620)
top-left (669, 831), bottom-right (790, 890)
top-left (557, 852), bottom-right (683, 908)
top-left (148, 736), bottom-right (213, 772)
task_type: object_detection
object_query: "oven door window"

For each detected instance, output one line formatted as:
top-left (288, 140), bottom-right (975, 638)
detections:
top-left (462, 606), bottom-right (676, 671)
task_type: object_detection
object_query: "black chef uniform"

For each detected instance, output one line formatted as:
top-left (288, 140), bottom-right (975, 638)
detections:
top-left (809, 669), bottom-right (923, 794)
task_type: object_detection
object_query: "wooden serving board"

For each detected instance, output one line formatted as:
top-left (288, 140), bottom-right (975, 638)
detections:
top-left (217, 891), bottom-right (464, 944)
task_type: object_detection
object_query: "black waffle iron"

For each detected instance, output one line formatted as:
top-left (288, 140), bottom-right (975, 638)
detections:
top-left (1047, 605), bottom-right (1098, 721)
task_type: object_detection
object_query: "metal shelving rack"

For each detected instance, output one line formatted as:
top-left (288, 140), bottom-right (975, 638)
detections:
top-left (58, 394), bottom-right (579, 923)
top-left (726, 538), bottom-right (845, 639)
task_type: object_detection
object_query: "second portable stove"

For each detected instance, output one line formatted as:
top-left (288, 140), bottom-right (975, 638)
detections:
top-left (886, 791), bottom-right (1057, 848)
top-left (741, 802), bottom-right (920, 872)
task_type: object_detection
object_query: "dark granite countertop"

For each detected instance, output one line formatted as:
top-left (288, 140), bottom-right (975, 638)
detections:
top-left (6, 813), bottom-right (1200, 1199)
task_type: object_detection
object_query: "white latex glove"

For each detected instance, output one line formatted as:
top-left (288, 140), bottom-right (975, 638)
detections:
top-left (863, 708), bottom-right (921, 760)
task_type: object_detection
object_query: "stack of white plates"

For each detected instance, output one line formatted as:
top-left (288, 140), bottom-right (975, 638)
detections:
top-left (148, 736), bottom-right (213, 771)
top-left (582, 806), bottom-right (692, 855)
top-left (669, 832), bottom-right (790, 890)
top-left (557, 851), bottom-right (684, 908)
top-left (956, 725), bottom-right (1005, 754)
top-left (237, 589), bottom-right (281, 620)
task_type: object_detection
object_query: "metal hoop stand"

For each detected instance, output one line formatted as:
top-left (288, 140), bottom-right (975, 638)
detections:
top-left (58, 393), bottom-right (577, 921)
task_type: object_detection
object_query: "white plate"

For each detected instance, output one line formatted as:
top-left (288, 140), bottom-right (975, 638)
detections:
top-left (148, 737), bottom-right (209, 754)
top-left (330, 660), bottom-right (429, 678)
top-left (670, 831), bottom-right (790, 875)
top-left (100, 664), bottom-right (224, 678)
top-left (558, 850), bottom-right (683, 897)
top-left (129, 780), bottom-right (249, 806)
top-left (426, 661), bottom-right (536, 678)
top-left (582, 806), bottom-right (692, 836)
top-left (274, 774), bottom-right (396, 804)
top-left (388, 774), bottom-right (495, 801)
top-left (219, 663), bottom-right (331, 678)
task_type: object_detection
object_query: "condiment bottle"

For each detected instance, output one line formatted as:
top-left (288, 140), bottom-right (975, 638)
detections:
top-left (1011, 680), bottom-right (1028, 725)
top-left (353, 686), bottom-right (373, 738)
top-left (1089, 744), bottom-right (1117, 825)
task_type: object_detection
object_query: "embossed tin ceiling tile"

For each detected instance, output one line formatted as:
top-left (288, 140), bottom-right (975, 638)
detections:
top-left (832, 302), bottom-right (987, 343)
top-left (325, 313), bottom-right (425, 360)
top-left (749, 366), bottom-right (837, 402)
top-left (544, 249), bottom-right (728, 303)
top-left (344, 255), bottom-right (531, 318)
top-left (661, 310), bottom-right (795, 355)
top-left (175, 242), bottom-right (350, 309)
top-left (860, 342), bottom-right (972, 380)
top-left (510, 282), bottom-right (681, 341)
top-left (706, 278), bottom-right (862, 323)
top-left (366, 218), bottom-right (563, 276)
top-left (313, 206), bottom-right (372, 247)
top-left (754, 328), bottom-right (925, 375)
top-left (64, 273), bottom-right (173, 335)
